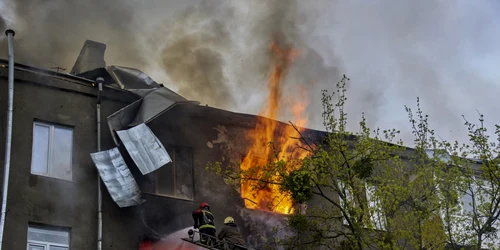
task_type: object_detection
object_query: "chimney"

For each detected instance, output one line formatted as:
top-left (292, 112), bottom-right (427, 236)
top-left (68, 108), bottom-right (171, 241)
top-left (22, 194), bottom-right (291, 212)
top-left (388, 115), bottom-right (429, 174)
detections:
top-left (70, 40), bottom-right (107, 75)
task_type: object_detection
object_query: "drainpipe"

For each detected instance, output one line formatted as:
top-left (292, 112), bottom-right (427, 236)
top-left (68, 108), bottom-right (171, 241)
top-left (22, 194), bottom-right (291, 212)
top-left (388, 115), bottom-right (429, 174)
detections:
top-left (0, 29), bottom-right (15, 250)
top-left (96, 77), bottom-right (104, 250)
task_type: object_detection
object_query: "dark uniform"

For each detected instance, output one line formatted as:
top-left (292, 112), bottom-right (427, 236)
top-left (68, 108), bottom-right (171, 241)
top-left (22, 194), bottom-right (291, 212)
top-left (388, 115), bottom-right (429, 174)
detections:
top-left (192, 202), bottom-right (216, 245)
top-left (218, 217), bottom-right (246, 250)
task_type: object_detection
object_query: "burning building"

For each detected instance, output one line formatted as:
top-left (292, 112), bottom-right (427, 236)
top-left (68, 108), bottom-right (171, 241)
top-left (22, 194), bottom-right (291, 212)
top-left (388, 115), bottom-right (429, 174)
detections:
top-left (1, 32), bottom-right (497, 250)
top-left (0, 37), bottom-right (326, 250)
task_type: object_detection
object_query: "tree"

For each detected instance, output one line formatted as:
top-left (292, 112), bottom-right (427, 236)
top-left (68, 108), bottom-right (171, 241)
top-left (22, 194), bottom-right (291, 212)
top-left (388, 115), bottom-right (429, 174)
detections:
top-left (207, 75), bottom-right (500, 250)
top-left (436, 114), bottom-right (500, 250)
top-left (273, 77), bottom-right (449, 250)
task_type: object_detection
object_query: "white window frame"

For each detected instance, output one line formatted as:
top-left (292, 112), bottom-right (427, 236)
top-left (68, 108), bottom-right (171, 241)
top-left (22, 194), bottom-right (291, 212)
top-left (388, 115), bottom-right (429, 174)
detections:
top-left (458, 176), bottom-right (478, 216)
top-left (338, 181), bottom-right (386, 230)
top-left (30, 121), bottom-right (73, 181)
top-left (27, 225), bottom-right (70, 250)
top-left (438, 174), bottom-right (500, 248)
top-left (366, 183), bottom-right (387, 230)
top-left (338, 181), bottom-right (354, 226)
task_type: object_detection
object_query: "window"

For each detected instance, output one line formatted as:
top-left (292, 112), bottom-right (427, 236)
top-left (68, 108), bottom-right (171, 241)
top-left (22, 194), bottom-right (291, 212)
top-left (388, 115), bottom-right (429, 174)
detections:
top-left (339, 181), bottom-right (386, 230)
top-left (31, 122), bottom-right (73, 181)
top-left (148, 147), bottom-right (194, 200)
top-left (339, 181), bottom-right (354, 226)
top-left (460, 188), bottom-right (475, 215)
top-left (366, 184), bottom-right (387, 230)
top-left (458, 178), bottom-right (493, 216)
top-left (27, 225), bottom-right (70, 250)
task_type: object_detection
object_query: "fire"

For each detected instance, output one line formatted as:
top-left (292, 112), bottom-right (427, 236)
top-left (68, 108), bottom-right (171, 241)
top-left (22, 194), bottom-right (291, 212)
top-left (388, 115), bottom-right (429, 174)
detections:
top-left (240, 41), bottom-right (309, 214)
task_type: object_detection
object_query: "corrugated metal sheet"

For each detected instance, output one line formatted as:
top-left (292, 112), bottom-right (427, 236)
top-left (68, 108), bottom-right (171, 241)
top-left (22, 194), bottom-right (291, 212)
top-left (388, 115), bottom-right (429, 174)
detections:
top-left (116, 123), bottom-right (171, 175)
top-left (90, 148), bottom-right (142, 207)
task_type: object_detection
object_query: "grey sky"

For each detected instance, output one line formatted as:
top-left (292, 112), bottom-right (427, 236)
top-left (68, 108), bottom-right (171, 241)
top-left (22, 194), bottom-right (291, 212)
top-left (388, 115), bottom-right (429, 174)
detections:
top-left (1, 0), bottom-right (499, 146)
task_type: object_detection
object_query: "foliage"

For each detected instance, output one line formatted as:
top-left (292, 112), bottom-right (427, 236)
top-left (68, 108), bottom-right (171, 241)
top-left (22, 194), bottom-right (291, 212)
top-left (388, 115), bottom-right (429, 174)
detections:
top-left (207, 74), bottom-right (500, 250)
top-left (437, 114), bottom-right (500, 250)
top-left (281, 169), bottom-right (313, 204)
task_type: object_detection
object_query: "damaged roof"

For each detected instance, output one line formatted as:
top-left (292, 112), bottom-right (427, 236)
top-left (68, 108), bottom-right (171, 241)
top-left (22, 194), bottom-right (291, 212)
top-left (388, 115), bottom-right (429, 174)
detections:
top-left (77, 65), bottom-right (200, 145)
top-left (71, 41), bottom-right (200, 144)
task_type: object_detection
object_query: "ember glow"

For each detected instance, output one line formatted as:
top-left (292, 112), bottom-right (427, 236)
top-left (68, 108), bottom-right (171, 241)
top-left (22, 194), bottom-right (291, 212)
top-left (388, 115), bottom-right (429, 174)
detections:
top-left (240, 41), bottom-right (310, 214)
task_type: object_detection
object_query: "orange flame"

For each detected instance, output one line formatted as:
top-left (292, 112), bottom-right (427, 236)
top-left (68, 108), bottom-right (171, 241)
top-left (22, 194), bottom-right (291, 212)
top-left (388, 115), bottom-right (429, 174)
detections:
top-left (240, 41), bottom-right (309, 214)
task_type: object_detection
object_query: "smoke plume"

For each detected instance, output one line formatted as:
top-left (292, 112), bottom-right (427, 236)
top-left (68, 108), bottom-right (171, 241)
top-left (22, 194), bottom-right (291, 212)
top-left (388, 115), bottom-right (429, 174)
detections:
top-left (160, 1), bottom-right (235, 108)
top-left (1, 0), bottom-right (500, 145)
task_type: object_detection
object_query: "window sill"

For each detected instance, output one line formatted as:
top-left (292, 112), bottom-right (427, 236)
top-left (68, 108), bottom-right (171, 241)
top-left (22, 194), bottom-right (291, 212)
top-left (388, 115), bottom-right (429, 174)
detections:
top-left (143, 192), bottom-right (194, 202)
top-left (30, 173), bottom-right (73, 183)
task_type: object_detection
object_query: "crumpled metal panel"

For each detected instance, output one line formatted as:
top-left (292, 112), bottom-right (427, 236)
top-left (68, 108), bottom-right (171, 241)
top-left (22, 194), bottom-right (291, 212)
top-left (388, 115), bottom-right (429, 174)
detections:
top-left (90, 148), bottom-right (142, 207)
top-left (128, 88), bottom-right (199, 127)
top-left (101, 65), bottom-right (199, 142)
top-left (107, 99), bottom-right (143, 145)
top-left (106, 65), bottom-right (160, 89)
top-left (116, 123), bottom-right (171, 175)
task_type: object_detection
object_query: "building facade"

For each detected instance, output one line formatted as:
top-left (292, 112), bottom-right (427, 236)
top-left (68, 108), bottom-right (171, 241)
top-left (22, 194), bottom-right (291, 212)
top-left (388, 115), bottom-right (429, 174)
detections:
top-left (0, 59), bottom-right (141, 249)
top-left (1, 39), bottom-right (496, 250)
top-left (0, 40), bottom-right (322, 250)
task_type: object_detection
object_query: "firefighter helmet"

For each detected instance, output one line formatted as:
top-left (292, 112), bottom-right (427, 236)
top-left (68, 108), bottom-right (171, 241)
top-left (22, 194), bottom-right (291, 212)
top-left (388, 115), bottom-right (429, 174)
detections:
top-left (224, 216), bottom-right (234, 224)
top-left (199, 202), bottom-right (210, 209)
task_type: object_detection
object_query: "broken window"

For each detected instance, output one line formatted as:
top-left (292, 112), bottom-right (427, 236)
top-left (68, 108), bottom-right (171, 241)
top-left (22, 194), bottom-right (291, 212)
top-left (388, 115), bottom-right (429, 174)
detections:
top-left (31, 121), bottom-right (73, 181)
top-left (27, 224), bottom-right (70, 250)
top-left (146, 147), bottom-right (194, 200)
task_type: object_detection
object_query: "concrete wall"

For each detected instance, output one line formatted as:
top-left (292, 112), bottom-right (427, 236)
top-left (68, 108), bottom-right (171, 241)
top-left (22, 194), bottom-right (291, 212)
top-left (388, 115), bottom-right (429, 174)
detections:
top-left (134, 104), bottom-right (325, 249)
top-left (0, 65), bottom-right (139, 250)
top-left (0, 62), bottom-right (326, 250)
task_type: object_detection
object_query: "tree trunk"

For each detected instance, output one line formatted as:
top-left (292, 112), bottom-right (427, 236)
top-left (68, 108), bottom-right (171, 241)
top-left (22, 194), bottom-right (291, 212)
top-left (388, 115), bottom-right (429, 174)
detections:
top-left (476, 234), bottom-right (482, 250)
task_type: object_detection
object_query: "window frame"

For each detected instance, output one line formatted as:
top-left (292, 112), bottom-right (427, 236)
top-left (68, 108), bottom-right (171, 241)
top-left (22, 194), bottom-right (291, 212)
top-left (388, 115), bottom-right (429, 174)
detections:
top-left (338, 180), bottom-right (354, 226)
top-left (147, 146), bottom-right (194, 201)
top-left (30, 121), bottom-right (74, 181)
top-left (366, 183), bottom-right (387, 230)
top-left (27, 225), bottom-right (70, 250)
top-left (439, 175), bottom-right (500, 248)
top-left (338, 180), bottom-right (386, 230)
top-left (458, 176), bottom-right (478, 216)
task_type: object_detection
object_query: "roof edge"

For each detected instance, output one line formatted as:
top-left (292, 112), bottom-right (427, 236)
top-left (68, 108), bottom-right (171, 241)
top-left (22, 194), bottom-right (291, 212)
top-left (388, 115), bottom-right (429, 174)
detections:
top-left (0, 58), bottom-right (94, 84)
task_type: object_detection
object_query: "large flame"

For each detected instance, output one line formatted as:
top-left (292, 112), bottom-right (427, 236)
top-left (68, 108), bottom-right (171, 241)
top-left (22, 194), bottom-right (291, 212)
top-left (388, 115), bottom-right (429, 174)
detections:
top-left (240, 41), bottom-right (309, 214)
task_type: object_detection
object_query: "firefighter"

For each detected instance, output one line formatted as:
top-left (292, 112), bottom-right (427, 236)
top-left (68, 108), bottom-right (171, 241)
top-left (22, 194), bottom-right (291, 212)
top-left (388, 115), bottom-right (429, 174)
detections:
top-left (217, 216), bottom-right (246, 250)
top-left (192, 202), bottom-right (217, 246)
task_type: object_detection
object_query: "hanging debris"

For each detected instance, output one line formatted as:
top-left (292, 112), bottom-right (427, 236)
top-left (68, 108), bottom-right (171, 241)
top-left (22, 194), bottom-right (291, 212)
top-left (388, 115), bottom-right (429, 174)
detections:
top-left (116, 123), bottom-right (171, 175)
top-left (90, 148), bottom-right (142, 207)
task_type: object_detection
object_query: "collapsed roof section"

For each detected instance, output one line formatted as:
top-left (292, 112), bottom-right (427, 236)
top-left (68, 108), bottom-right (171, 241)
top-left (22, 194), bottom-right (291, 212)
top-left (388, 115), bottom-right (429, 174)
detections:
top-left (96, 65), bottom-right (199, 145)
top-left (74, 40), bottom-right (198, 207)
top-left (73, 42), bottom-right (200, 145)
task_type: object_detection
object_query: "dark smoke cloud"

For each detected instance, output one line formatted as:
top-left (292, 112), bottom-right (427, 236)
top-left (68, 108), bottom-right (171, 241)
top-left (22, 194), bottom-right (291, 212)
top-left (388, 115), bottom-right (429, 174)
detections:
top-left (0, 17), bottom-right (5, 36)
top-left (2, 0), bottom-right (499, 145)
top-left (0, 0), bottom-right (146, 70)
top-left (160, 1), bottom-right (235, 108)
top-left (157, 0), bottom-right (342, 110)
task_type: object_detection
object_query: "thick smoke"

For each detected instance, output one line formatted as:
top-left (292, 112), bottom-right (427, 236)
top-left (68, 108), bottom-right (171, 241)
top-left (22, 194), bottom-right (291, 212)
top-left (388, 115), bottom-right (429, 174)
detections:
top-left (0, 17), bottom-right (5, 38)
top-left (1, 0), bottom-right (500, 145)
top-left (0, 0), bottom-right (155, 70)
top-left (160, 1), bottom-right (236, 108)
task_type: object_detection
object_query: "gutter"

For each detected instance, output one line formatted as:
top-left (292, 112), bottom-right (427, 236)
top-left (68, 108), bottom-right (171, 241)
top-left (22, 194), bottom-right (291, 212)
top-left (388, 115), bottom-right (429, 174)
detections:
top-left (0, 29), bottom-right (15, 249)
top-left (96, 77), bottom-right (104, 250)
